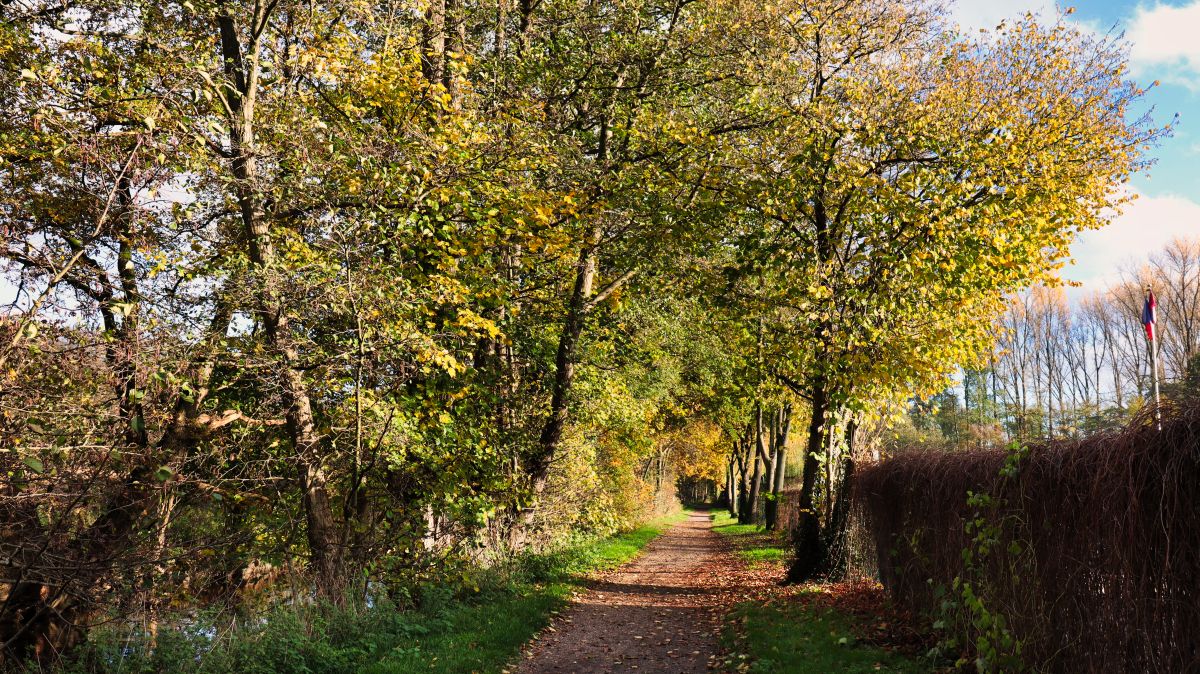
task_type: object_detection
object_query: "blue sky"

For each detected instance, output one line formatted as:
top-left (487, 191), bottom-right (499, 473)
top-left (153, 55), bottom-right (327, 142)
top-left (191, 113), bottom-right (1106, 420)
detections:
top-left (952, 0), bottom-right (1200, 293)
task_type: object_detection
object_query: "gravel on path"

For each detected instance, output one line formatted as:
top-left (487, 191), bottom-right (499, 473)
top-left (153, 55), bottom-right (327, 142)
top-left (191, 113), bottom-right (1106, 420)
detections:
top-left (513, 511), bottom-right (740, 674)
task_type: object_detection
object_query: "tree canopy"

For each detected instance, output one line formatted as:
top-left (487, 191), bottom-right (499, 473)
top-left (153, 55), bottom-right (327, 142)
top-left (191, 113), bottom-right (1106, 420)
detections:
top-left (0, 0), bottom-right (1161, 661)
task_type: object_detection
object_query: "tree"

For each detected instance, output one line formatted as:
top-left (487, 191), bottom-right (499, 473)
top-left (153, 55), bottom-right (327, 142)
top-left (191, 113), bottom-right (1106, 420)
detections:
top-left (503, 0), bottom-right (753, 498)
top-left (0, 0), bottom-right (1172, 663)
top-left (703, 1), bottom-right (1161, 581)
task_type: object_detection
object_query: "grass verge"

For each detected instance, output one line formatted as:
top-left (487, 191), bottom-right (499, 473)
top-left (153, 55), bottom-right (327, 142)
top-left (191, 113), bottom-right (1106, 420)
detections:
top-left (710, 509), bottom-right (930, 673)
top-left (710, 510), bottom-right (787, 566)
top-left (63, 510), bottom-right (688, 674)
top-left (721, 592), bottom-right (929, 674)
top-left (371, 509), bottom-right (690, 673)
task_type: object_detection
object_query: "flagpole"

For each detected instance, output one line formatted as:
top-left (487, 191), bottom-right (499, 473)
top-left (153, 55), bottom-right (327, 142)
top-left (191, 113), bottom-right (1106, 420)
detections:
top-left (1151, 329), bottom-right (1161, 430)
top-left (1145, 284), bottom-right (1162, 431)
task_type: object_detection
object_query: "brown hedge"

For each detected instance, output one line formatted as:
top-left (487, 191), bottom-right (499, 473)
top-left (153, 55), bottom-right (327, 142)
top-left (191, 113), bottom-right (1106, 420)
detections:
top-left (856, 404), bottom-right (1200, 672)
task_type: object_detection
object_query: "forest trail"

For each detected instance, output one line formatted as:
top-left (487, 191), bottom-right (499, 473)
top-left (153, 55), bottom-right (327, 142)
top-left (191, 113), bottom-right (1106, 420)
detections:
top-left (514, 511), bottom-right (736, 674)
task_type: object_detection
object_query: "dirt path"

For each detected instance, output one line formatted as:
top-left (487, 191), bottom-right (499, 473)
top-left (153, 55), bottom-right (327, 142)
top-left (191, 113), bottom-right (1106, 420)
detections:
top-left (513, 511), bottom-right (737, 674)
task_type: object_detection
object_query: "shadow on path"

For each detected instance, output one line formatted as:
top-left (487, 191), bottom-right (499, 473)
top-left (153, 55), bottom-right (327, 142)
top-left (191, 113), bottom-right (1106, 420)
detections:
top-left (515, 511), bottom-right (735, 674)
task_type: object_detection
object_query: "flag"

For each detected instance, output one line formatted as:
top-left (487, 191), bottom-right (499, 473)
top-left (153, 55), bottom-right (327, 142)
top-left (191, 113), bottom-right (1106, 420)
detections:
top-left (1142, 290), bottom-right (1157, 341)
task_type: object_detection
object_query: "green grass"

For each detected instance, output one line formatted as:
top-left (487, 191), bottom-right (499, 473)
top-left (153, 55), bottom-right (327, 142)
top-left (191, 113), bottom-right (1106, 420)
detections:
top-left (359, 590), bottom-right (568, 673)
top-left (371, 511), bottom-right (688, 673)
top-left (710, 510), bottom-right (787, 566)
top-left (709, 509), bottom-right (929, 673)
top-left (722, 592), bottom-right (929, 674)
top-left (64, 511), bottom-right (688, 674)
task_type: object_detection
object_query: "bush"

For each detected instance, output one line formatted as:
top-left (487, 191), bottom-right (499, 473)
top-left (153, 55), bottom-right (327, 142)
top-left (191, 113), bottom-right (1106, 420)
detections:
top-left (62, 601), bottom-right (442, 674)
top-left (57, 518), bottom-right (674, 674)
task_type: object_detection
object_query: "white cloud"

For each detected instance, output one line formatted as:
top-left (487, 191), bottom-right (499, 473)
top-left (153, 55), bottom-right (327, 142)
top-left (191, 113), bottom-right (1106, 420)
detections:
top-left (1128, 2), bottom-right (1200, 90)
top-left (949, 0), bottom-right (1059, 32)
top-left (1065, 190), bottom-right (1200, 293)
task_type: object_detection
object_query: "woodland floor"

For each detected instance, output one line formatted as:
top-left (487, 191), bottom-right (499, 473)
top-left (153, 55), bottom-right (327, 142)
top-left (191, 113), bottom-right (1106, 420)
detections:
top-left (512, 510), bottom-right (746, 673)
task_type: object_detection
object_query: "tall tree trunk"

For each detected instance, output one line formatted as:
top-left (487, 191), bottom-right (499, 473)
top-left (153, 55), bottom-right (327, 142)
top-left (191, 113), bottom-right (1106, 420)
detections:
top-left (217, 7), bottom-right (343, 601)
top-left (421, 0), bottom-right (446, 86)
top-left (787, 192), bottom-right (838, 581)
top-left (743, 450), bottom-right (763, 525)
top-left (743, 406), bottom-right (766, 524)
top-left (774, 404), bottom-right (792, 491)
top-left (736, 440), bottom-right (751, 519)
top-left (765, 403), bottom-right (792, 531)
top-left (527, 89), bottom-right (635, 501)
top-left (495, 0), bottom-right (508, 59)
top-left (727, 453), bottom-right (739, 516)
top-left (518, 0), bottom-right (535, 53)
top-left (787, 376), bottom-right (829, 582)
top-left (444, 0), bottom-right (466, 108)
top-left (764, 408), bottom-right (778, 494)
top-left (532, 223), bottom-right (602, 492)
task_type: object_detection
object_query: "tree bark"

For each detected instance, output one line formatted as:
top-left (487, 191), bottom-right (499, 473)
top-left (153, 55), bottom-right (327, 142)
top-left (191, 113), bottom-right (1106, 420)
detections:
top-left (518, 0), bottom-right (535, 53)
top-left (743, 406), bottom-right (766, 524)
top-left (727, 452), bottom-right (739, 517)
top-left (216, 6), bottom-right (343, 601)
top-left (531, 223), bottom-right (602, 492)
top-left (764, 408), bottom-right (778, 494)
top-left (787, 376), bottom-right (829, 582)
top-left (743, 449), bottom-right (763, 525)
top-left (445, 0), bottom-right (466, 108)
top-left (421, 0), bottom-right (447, 86)
top-left (765, 404), bottom-right (792, 531)
top-left (773, 404), bottom-right (792, 491)
top-left (736, 440), bottom-right (751, 519)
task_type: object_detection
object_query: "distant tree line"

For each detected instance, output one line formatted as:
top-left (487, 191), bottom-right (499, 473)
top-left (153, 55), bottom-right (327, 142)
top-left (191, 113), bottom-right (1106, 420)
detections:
top-left (898, 237), bottom-right (1200, 448)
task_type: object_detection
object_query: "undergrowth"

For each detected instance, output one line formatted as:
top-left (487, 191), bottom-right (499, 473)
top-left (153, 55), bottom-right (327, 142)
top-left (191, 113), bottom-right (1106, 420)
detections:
top-left (58, 511), bottom-right (686, 674)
